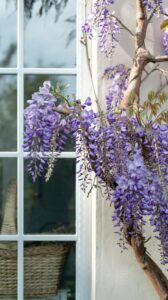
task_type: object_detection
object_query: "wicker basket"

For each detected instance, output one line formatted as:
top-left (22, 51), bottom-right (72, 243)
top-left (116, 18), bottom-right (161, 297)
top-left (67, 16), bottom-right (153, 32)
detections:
top-left (0, 180), bottom-right (69, 298)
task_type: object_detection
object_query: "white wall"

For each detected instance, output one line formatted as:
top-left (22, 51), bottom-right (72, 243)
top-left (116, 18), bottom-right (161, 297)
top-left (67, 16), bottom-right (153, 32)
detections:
top-left (95, 1), bottom-right (168, 299)
top-left (96, 195), bottom-right (164, 300)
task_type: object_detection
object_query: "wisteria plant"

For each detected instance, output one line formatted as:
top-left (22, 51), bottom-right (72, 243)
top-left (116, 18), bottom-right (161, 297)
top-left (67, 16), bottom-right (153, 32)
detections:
top-left (24, 1), bottom-right (168, 299)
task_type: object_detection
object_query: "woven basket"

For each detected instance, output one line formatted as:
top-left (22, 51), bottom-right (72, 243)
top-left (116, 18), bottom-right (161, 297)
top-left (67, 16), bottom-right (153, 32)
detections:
top-left (0, 180), bottom-right (69, 298)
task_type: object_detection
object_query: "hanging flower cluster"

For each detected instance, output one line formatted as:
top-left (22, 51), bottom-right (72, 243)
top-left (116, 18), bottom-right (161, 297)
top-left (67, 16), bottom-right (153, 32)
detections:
top-left (82, 0), bottom-right (120, 58)
top-left (24, 78), bottom-right (168, 264)
top-left (162, 29), bottom-right (168, 55)
top-left (112, 125), bottom-right (168, 264)
top-left (24, 81), bottom-right (70, 181)
top-left (24, 0), bottom-right (168, 267)
top-left (104, 64), bottom-right (129, 111)
top-left (142, 0), bottom-right (163, 12)
top-left (149, 124), bottom-right (168, 264)
top-left (160, 17), bottom-right (168, 55)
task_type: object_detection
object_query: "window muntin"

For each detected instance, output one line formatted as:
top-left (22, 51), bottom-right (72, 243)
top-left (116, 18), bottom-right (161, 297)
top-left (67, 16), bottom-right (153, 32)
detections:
top-left (0, 0), bottom-right (82, 299)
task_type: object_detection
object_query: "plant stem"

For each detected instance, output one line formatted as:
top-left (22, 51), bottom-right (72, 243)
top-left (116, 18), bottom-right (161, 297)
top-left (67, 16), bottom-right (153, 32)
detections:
top-left (120, 0), bottom-right (148, 109)
top-left (119, 1), bottom-right (168, 298)
top-left (130, 233), bottom-right (168, 300)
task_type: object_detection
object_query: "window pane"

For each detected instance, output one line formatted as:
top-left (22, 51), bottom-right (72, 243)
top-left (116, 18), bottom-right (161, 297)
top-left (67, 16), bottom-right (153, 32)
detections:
top-left (24, 0), bottom-right (76, 68)
top-left (24, 74), bottom-right (76, 151)
top-left (0, 0), bottom-right (17, 67)
top-left (0, 242), bottom-right (17, 299)
top-left (24, 159), bottom-right (76, 234)
top-left (0, 158), bottom-right (17, 235)
top-left (24, 242), bottom-right (75, 299)
top-left (0, 75), bottom-right (17, 151)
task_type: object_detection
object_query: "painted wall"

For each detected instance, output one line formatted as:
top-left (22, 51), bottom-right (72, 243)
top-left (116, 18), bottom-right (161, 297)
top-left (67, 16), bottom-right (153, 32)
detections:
top-left (95, 1), bottom-right (168, 299)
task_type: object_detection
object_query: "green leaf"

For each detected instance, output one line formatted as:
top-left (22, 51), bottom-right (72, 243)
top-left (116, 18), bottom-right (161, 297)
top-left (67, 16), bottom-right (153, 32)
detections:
top-left (126, 105), bottom-right (134, 118)
top-left (159, 92), bottom-right (168, 105)
top-left (150, 103), bottom-right (161, 116)
top-left (155, 110), bottom-right (168, 124)
top-left (147, 91), bottom-right (156, 103)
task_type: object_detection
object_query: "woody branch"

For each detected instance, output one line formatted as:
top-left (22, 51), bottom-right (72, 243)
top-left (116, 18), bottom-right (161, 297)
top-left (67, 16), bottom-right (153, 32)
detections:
top-left (55, 2), bottom-right (168, 298)
top-left (119, 0), bottom-right (168, 110)
top-left (119, 1), bottom-right (168, 299)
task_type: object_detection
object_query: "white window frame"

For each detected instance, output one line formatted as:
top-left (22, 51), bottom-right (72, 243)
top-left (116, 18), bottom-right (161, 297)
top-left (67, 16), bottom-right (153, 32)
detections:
top-left (0, 0), bottom-right (93, 299)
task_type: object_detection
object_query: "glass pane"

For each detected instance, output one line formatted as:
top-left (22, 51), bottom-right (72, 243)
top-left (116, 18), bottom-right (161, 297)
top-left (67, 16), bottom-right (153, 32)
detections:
top-left (24, 159), bottom-right (76, 234)
top-left (24, 242), bottom-right (75, 299)
top-left (0, 75), bottom-right (17, 151)
top-left (24, 0), bottom-right (76, 68)
top-left (0, 242), bottom-right (17, 299)
top-left (24, 74), bottom-right (76, 151)
top-left (0, 0), bottom-right (17, 67)
top-left (0, 158), bottom-right (17, 235)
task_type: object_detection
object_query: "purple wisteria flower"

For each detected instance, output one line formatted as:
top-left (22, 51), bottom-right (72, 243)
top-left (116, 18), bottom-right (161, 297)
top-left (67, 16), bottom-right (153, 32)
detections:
top-left (104, 64), bottom-right (128, 111)
top-left (143, 0), bottom-right (163, 12)
top-left (82, 0), bottom-right (120, 58)
top-left (24, 81), bottom-right (168, 265)
top-left (98, 8), bottom-right (120, 57)
top-left (24, 81), bottom-right (69, 181)
top-left (82, 19), bottom-right (93, 39)
top-left (163, 29), bottom-right (168, 55)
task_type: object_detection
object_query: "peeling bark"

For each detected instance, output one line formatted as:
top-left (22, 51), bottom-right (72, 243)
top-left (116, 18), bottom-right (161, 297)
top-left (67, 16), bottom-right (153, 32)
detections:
top-left (120, 0), bottom-right (148, 109)
top-left (130, 234), bottom-right (168, 300)
top-left (119, 0), bottom-right (168, 110)
top-left (119, 2), bottom-right (168, 298)
top-left (56, 1), bottom-right (168, 298)
top-left (119, 48), bottom-right (148, 109)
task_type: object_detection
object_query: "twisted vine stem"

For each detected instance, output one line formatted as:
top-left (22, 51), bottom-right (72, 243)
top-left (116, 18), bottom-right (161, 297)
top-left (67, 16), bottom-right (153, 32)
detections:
top-left (57, 1), bottom-right (168, 298)
top-left (119, 1), bottom-right (168, 299)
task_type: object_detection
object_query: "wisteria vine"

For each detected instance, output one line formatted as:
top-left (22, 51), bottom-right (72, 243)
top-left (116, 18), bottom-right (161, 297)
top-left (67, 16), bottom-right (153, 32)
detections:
top-left (24, 0), bottom-right (168, 269)
top-left (24, 78), bottom-right (168, 265)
